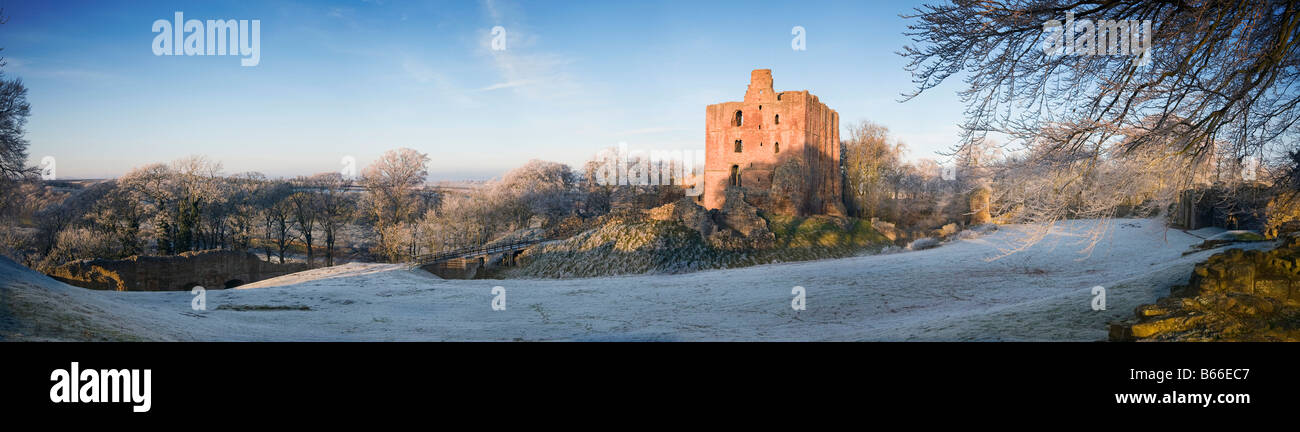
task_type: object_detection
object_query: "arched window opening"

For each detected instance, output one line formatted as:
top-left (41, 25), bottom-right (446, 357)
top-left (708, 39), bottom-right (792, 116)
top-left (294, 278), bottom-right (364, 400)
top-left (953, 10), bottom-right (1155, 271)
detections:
top-left (774, 114), bottom-right (780, 125)
top-left (734, 140), bottom-right (743, 153)
top-left (729, 165), bottom-right (740, 187)
top-left (733, 110), bottom-right (743, 127)
top-left (775, 142), bottom-right (780, 153)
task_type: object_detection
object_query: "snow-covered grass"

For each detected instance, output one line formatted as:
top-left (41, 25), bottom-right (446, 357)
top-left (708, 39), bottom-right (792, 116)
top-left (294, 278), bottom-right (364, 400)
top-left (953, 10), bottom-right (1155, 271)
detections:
top-left (0, 218), bottom-right (1274, 341)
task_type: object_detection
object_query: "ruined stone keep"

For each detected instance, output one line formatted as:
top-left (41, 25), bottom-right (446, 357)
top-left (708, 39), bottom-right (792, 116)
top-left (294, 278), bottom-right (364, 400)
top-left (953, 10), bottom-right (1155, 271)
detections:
top-left (702, 69), bottom-right (842, 215)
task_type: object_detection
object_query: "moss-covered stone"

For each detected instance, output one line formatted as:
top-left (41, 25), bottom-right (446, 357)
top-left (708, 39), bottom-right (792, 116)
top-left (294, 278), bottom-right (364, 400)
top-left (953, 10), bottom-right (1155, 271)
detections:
top-left (1110, 235), bottom-right (1300, 341)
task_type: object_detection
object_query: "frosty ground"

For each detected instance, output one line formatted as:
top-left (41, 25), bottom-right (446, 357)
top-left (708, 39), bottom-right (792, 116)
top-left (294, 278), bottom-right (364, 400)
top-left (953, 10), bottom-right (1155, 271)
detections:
top-left (0, 218), bottom-right (1266, 341)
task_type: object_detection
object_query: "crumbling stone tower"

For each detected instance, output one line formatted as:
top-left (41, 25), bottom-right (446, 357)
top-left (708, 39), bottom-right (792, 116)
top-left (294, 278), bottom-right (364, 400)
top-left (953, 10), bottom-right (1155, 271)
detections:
top-left (702, 69), bottom-right (842, 215)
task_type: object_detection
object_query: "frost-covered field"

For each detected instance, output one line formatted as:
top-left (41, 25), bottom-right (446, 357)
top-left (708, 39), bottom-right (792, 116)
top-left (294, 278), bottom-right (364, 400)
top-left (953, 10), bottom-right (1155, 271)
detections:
top-left (0, 219), bottom-right (1270, 341)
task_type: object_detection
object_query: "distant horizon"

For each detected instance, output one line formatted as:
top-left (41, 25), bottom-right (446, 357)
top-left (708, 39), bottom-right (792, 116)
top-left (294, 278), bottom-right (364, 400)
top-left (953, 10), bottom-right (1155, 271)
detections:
top-left (42, 170), bottom-right (502, 183)
top-left (38, 163), bottom-right (512, 183)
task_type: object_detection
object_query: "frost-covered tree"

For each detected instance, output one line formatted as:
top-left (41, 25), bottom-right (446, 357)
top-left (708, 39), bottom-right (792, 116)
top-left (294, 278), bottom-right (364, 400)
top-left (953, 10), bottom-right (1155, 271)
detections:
top-left (494, 159), bottom-right (577, 228)
top-left (362, 148), bottom-right (429, 261)
top-left (226, 172), bottom-right (269, 253)
top-left (843, 121), bottom-right (907, 220)
top-left (421, 195), bottom-right (490, 253)
top-left (903, 1), bottom-right (1300, 223)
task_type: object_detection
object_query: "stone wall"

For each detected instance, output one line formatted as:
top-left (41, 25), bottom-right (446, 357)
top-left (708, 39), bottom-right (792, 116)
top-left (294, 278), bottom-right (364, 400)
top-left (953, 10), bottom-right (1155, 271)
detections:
top-left (1169, 183), bottom-right (1271, 232)
top-left (47, 250), bottom-right (308, 291)
top-left (1109, 238), bottom-right (1300, 341)
top-left (421, 256), bottom-right (485, 279)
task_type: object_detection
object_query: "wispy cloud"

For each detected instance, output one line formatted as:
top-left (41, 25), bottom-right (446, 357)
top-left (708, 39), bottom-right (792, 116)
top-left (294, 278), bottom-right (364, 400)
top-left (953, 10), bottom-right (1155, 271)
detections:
top-left (326, 6), bottom-right (362, 30)
top-left (476, 0), bottom-right (584, 101)
top-left (476, 78), bottom-right (543, 91)
top-left (400, 56), bottom-right (479, 106)
top-left (482, 0), bottom-right (505, 22)
top-left (400, 57), bottom-right (437, 84)
top-left (5, 57), bottom-right (113, 81)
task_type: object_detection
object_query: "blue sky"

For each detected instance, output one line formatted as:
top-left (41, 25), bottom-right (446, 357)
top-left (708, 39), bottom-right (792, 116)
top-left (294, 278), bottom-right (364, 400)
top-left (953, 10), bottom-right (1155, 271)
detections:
top-left (2, 0), bottom-right (967, 180)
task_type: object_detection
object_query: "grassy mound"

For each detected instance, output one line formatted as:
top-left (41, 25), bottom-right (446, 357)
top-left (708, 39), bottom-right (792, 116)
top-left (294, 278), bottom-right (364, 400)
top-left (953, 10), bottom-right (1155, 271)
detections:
top-left (503, 213), bottom-right (892, 279)
top-left (766, 214), bottom-right (890, 249)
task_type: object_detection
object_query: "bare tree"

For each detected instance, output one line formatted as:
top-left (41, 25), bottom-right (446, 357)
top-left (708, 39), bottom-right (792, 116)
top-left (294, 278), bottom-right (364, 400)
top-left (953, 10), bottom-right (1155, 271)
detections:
top-left (88, 179), bottom-right (146, 257)
top-left (266, 197), bottom-right (294, 264)
top-left (0, 76), bottom-right (30, 179)
top-left (843, 121), bottom-right (906, 220)
top-left (168, 155), bottom-right (223, 252)
top-left (902, 0), bottom-right (1300, 222)
top-left (578, 155), bottom-right (614, 218)
top-left (0, 34), bottom-right (35, 220)
top-left (227, 172), bottom-right (268, 252)
top-left (0, 24), bottom-right (33, 185)
top-left (258, 181), bottom-right (294, 263)
top-left (308, 172), bottom-right (355, 266)
top-left (286, 186), bottom-right (319, 267)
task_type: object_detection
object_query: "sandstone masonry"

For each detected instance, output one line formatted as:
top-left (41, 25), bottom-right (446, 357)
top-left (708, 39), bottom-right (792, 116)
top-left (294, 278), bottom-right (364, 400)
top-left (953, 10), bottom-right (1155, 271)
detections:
top-left (703, 69), bottom-right (843, 215)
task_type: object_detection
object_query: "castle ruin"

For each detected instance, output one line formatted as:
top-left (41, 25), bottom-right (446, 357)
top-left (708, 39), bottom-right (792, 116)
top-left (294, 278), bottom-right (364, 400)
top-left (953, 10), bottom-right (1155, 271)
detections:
top-left (702, 69), bottom-right (843, 215)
